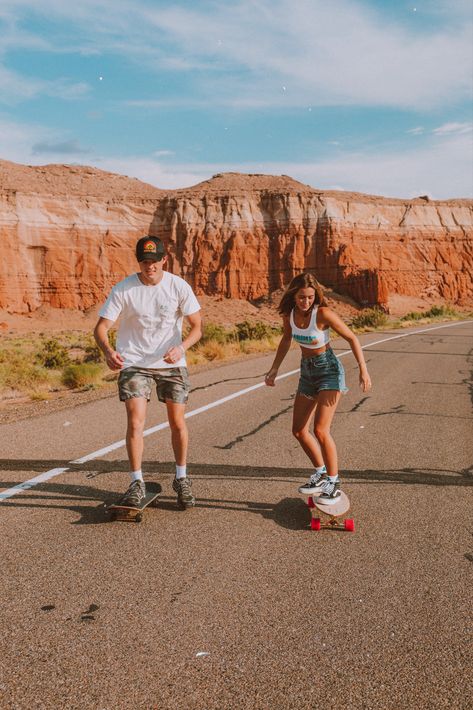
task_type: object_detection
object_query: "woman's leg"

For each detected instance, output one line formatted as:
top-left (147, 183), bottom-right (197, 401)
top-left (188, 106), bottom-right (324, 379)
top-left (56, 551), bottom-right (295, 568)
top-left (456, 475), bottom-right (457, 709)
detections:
top-left (292, 393), bottom-right (325, 468)
top-left (312, 390), bottom-right (341, 477)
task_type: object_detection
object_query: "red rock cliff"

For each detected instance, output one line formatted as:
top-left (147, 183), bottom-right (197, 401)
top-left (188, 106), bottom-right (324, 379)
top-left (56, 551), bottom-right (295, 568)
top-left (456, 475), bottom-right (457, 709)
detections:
top-left (0, 160), bottom-right (472, 314)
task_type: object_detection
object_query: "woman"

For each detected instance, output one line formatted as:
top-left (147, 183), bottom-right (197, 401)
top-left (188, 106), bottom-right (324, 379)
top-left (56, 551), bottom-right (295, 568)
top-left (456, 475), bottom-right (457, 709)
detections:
top-left (265, 273), bottom-right (371, 503)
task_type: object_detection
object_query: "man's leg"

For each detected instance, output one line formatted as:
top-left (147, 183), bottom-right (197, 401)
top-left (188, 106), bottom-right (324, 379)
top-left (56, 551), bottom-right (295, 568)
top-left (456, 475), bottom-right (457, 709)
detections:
top-left (166, 400), bottom-right (195, 508)
top-left (125, 397), bottom-right (148, 473)
top-left (115, 397), bottom-right (148, 506)
top-left (166, 401), bottom-right (188, 466)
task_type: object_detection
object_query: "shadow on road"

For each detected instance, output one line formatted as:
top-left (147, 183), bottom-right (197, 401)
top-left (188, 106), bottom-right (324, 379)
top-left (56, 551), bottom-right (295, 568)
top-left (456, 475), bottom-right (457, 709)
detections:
top-left (0, 476), bottom-right (309, 529)
top-left (1, 458), bottom-right (472, 486)
top-left (1, 459), bottom-right (472, 528)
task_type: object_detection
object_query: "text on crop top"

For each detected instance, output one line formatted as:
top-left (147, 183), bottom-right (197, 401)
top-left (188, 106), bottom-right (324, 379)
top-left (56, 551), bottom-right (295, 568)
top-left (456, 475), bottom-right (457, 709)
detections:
top-left (290, 307), bottom-right (330, 349)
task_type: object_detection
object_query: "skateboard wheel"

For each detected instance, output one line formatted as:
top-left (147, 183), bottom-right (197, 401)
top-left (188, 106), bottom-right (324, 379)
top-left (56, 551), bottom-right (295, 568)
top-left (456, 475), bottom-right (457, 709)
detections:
top-left (344, 518), bottom-right (355, 532)
top-left (135, 514), bottom-right (143, 523)
top-left (110, 512), bottom-right (117, 521)
top-left (307, 496), bottom-right (315, 508)
top-left (310, 518), bottom-right (321, 531)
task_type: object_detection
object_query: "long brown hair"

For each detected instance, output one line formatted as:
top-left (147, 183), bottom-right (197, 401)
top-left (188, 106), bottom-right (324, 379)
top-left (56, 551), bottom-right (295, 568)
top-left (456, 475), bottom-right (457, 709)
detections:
top-left (278, 272), bottom-right (327, 316)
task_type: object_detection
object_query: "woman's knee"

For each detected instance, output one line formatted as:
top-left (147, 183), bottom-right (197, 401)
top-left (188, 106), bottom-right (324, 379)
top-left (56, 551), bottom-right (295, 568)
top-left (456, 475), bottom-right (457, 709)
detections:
top-left (313, 425), bottom-right (330, 443)
top-left (292, 427), bottom-right (307, 441)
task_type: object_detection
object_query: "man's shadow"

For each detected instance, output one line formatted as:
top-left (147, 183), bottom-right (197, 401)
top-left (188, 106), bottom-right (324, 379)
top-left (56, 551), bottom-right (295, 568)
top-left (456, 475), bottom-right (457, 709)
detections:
top-left (0, 465), bottom-right (309, 529)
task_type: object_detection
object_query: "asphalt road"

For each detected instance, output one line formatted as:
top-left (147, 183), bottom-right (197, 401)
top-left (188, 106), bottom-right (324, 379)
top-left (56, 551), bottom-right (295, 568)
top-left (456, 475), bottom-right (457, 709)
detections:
top-left (1, 322), bottom-right (472, 710)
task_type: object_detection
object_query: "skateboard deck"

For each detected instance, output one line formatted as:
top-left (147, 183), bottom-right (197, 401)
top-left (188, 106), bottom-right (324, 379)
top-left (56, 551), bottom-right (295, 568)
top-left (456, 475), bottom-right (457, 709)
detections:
top-left (107, 481), bottom-right (162, 523)
top-left (306, 490), bottom-right (354, 532)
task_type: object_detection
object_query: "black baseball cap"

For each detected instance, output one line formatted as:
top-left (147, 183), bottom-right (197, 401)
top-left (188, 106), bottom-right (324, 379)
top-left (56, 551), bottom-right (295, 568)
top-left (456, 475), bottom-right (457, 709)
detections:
top-left (136, 236), bottom-right (166, 262)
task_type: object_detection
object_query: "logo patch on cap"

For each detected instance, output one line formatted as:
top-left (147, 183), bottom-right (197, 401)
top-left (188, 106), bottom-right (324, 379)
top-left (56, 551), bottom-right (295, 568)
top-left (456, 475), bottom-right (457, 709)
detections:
top-left (143, 240), bottom-right (157, 253)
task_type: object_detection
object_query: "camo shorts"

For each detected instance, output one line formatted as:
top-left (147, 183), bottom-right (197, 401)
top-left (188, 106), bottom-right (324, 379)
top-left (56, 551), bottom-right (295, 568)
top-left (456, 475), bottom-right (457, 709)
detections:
top-left (118, 366), bottom-right (190, 404)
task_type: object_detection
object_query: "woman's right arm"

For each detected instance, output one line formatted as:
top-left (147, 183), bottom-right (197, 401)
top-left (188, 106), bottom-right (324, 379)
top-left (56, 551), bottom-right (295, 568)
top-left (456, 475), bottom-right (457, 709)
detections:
top-left (264, 316), bottom-right (292, 386)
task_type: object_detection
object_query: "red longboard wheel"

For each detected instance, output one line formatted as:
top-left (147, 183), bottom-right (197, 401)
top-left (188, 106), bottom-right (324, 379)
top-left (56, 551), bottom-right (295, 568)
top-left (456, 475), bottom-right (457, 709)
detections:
top-left (344, 518), bottom-right (355, 532)
top-left (311, 518), bottom-right (321, 531)
top-left (308, 496), bottom-right (315, 508)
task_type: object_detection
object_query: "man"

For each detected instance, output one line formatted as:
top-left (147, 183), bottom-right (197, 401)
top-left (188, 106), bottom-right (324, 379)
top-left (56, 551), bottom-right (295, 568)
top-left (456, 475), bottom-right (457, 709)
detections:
top-left (94, 236), bottom-right (202, 509)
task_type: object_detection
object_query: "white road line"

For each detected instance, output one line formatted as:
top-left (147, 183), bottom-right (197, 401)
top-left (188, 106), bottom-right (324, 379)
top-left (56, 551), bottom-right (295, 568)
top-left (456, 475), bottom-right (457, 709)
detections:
top-left (1, 320), bottom-right (472, 501)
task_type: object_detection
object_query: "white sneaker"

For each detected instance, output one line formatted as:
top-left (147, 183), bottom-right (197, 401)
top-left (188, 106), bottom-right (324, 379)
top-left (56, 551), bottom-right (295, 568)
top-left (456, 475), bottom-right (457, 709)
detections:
top-left (298, 467), bottom-right (327, 495)
top-left (315, 478), bottom-right (342, 505)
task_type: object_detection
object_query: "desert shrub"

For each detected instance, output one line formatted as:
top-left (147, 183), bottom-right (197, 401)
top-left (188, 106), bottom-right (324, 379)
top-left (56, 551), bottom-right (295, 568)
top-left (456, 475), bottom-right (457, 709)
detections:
top-left (83, 341), bottom-right (102, 363)
top-left (351, 308), bottom-right (389, 329)
top-left (200, 322), bottom-right (236, 345)
top-left (239, 336), bottom-right (280, 354)
top-left (0, 357), bottom-right (52, 391)
top-left (61, 363), bottom-right (103, 389)
top-left (36, 338), bottom-right (71, 369)
top-left (83, 330), bottom-right (117, 363)
top-left (197, 341), bottom-right (239, 361)
top-left (235, 320), bottom-right (281, 341)
top-left (30, 391), bottom-right (51, 401)
top-left (401, 305), bottom-right (457, 321)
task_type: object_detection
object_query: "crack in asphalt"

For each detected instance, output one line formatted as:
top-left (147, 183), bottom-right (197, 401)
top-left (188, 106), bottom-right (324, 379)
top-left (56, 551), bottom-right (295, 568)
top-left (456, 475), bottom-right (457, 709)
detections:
top-left (214, 404), bottom-right (293, 450)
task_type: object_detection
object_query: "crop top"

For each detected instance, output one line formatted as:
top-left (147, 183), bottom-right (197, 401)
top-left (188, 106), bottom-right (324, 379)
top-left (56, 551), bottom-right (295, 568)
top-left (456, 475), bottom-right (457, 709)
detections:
top-left (290, 307), bottom-right (331, 350)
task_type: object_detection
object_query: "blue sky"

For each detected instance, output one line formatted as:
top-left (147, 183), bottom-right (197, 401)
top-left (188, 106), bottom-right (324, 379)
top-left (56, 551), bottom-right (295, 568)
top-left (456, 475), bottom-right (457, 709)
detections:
top-left (0, 0), bottom-right (472, 198)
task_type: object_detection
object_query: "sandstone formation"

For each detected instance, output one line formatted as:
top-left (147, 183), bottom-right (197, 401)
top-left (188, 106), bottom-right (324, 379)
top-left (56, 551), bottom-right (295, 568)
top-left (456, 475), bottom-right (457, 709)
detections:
top-left (0, 159), bottom-right (472, 315)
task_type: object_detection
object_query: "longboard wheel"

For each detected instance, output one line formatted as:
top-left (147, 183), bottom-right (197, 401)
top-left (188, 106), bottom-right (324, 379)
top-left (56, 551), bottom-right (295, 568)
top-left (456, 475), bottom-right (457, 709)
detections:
top-left (310, 517), bottom-right (321, 531)
top-left (344, 518), bottom-right (355, 532)
top-left (135, 514), bottom-right (143, 523)
top-left (307, 496), bottom-right (315, 509)
top-left (110, 511), bottom-right (117, 521)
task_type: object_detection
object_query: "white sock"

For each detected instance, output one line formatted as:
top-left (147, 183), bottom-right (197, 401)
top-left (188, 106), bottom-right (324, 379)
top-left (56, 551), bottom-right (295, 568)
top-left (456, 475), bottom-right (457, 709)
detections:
top-left (328, 475), bottom-right (339, 482)
top-left (315, 465), bottom-right (326, 473)
top-left (130, 470), bottom-right (143, 483)
top-left (176, 465), bottom-right (187, 480)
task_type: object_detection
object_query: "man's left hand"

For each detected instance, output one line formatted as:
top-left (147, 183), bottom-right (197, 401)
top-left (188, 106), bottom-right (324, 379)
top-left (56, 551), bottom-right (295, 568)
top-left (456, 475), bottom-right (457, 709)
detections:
top-left (163, 345), bottom-right (184, 364)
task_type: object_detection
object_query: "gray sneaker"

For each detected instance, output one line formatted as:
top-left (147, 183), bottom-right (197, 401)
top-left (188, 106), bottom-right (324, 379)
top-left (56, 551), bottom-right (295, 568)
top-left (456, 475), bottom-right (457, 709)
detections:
top-left (172, 477), bottom-right (195, 509)
top-left (118, 480), bottom-right (146, 507)
top-left (316, 478), bottom-right (342, 505)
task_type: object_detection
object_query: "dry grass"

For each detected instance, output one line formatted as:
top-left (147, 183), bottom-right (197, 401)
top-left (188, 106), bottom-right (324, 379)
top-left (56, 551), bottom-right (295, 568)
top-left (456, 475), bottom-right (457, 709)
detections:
top-left (0, 322), bottom-right (280, 403)
top-left (1, 309), bottom-right (469, 404)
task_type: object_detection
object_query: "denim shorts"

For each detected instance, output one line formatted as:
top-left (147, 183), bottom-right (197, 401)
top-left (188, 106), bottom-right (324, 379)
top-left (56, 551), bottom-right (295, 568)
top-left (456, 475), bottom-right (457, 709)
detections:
top-left (297, 348), bottom-right (348, 399)
top-left (118, 366), bottom-right (190, 404)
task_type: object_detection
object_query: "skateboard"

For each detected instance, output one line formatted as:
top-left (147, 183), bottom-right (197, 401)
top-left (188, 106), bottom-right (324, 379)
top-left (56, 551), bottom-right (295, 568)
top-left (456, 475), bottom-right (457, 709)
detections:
top-left (107, 481), bottom-right (162, 523)
top-left (306, 490), bottom-right (354, 532)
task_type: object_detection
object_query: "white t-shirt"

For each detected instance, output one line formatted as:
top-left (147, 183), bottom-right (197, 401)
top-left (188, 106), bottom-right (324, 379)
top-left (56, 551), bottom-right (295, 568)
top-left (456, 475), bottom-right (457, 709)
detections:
top-left (99, 271), bottom-right (201, 369)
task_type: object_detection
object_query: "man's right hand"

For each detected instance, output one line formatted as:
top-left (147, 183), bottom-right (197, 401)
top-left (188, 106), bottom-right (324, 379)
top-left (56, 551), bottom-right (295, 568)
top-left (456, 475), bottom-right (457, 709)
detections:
top-left (105, 350), bottom-right (124, 371)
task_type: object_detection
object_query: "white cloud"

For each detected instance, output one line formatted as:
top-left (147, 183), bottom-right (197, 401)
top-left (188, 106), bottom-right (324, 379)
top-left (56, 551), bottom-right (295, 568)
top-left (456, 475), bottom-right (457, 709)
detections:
top-left (1, 0), bottom-right (472, 110)
top-left (0, 115), bottom-right (53, 158)
top-left (138, 0), bottom-right (473, 110)
top-left (91, 134), bottom-right (473, 199)
top-left (32, 139), bottom-right (90, 155)
top-left (1, 115), bottom-right (471, 198)
top-left (0, 65), bottom-right (89, 104)
top-left (279, 134), bottom-right (473, 198)
top-left (0, 116), bottom-right (90, 162)
top-left (407, 127), bottom-right (425, 135)
top-left (432, 122), bottom-right (473, 136)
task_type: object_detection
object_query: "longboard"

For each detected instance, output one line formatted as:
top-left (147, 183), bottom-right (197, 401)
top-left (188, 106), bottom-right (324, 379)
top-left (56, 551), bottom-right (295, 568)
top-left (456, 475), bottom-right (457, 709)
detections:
top-left (107, 481), bottom-right (162, 523)
top-left (306, 490), bottom-right (354, 532)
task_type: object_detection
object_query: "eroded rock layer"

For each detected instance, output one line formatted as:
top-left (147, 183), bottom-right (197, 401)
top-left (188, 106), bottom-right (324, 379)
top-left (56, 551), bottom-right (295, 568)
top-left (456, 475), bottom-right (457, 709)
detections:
top-left (0, 160), bottom-right (472, 314)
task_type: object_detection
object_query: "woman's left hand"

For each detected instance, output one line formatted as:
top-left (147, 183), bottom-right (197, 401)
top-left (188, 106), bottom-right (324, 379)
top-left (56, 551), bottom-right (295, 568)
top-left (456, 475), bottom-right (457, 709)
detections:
top-left (359, 370), bottom-right (372, 392)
